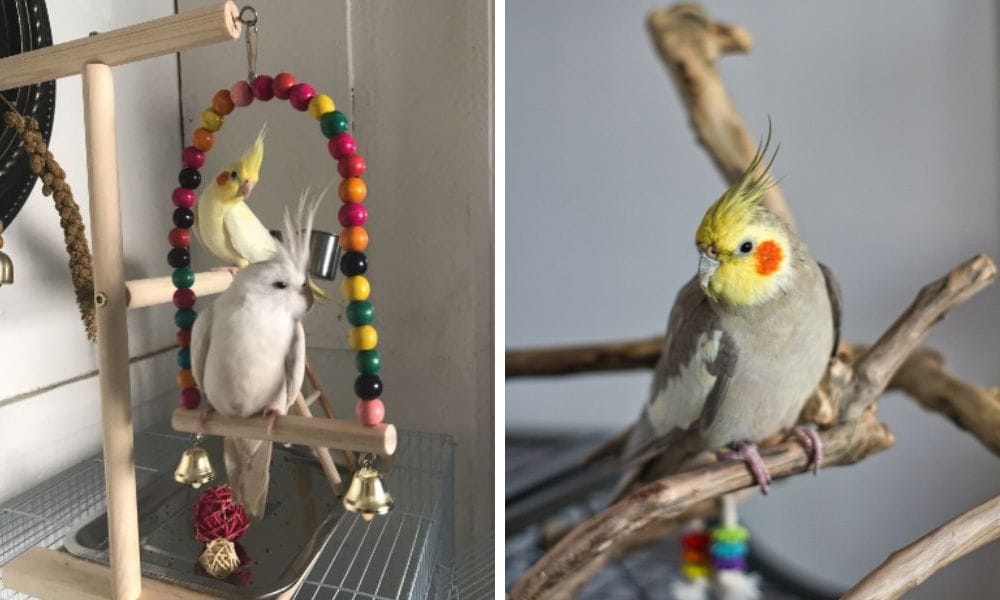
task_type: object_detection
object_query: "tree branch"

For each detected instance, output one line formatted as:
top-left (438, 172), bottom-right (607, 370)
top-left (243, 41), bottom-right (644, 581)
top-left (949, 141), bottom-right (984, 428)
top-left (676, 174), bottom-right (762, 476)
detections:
top-left (843, 494), bottom-right (1000, 600)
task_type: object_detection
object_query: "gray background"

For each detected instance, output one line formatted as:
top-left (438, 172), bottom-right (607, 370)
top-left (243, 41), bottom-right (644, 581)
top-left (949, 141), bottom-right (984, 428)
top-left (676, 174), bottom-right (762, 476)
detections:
top-left (506, 0), bottom-right (999, 596)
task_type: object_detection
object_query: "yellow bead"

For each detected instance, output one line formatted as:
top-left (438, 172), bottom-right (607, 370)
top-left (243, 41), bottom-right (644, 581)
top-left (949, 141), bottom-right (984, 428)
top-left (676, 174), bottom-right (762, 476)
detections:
top-left (348, 325), bottom-right (378, 351)
top-left (200, 108), bottom-right (223, 132)
top-left (341, 275), bottom-right (370, 301)
top-left (681, 564), bottom-right (711, 580)
top-left (307, 94), bottom-right (335, 120)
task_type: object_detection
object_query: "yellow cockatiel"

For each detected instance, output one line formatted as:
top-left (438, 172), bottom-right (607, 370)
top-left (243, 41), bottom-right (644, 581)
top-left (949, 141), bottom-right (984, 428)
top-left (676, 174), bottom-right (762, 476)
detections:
top-left (193, 126), bottom-right (278, 268)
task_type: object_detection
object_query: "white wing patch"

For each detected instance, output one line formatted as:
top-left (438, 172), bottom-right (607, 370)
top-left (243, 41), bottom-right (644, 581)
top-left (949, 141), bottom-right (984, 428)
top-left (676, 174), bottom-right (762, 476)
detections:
top-left (647, 329), bottom-right (723, 436)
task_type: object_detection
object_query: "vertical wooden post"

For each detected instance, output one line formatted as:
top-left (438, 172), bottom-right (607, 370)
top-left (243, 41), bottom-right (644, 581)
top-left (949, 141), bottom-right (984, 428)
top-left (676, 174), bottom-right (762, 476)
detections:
top-left (82, 62), bottom-right (142, 600)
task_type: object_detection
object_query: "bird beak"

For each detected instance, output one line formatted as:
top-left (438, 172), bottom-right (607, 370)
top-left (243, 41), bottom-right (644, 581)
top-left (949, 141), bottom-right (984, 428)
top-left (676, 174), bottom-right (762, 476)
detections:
top-left (303, 283), bottom-right (315, 309)
top-left (698, 252), bottom-right (720, 288)
top-left (237, 179), bottom-right (255, 198)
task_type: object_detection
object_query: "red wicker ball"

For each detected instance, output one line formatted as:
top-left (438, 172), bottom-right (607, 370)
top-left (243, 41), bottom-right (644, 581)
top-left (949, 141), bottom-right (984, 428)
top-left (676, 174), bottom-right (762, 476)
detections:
top-left (193, 485), bottom-right (250, 542)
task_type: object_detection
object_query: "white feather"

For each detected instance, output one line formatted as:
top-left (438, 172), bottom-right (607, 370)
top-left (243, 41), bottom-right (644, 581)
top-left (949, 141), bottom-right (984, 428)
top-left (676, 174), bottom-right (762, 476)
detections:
top-left (671, 577), bottom-right (709, 600)
top-left (715, 570), bottom-right (762, 600)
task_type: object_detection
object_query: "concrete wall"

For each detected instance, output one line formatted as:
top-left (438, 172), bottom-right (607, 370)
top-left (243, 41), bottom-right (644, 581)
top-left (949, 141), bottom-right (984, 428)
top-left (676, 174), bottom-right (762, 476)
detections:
top-left (177, 0), bottom-right (494, 549)
top-left (506, 0), bottom-right (999, 596)
top-left (0, 1), bottom-right (181, 501)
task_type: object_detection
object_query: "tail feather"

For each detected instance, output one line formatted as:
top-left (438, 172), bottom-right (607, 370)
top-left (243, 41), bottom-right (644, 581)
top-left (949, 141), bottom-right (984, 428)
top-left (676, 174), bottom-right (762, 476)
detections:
top-left (224, 437), bottom-right (273, 520)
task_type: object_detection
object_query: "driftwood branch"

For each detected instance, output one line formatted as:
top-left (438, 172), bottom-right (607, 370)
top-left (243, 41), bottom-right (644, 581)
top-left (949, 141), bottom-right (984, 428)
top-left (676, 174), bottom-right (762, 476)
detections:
top-left (648, 3), bottom-right (795, 229)
top-left (843, 494), bottom-right (1000, 600)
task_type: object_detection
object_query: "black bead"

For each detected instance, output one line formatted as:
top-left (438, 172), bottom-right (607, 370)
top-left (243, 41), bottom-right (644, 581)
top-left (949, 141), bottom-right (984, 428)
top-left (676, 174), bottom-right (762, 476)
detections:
top-left (339, 251), bottom-right (368, 277)
top-left (167, 247), bottom-right (190, 268)
top-left (173, 207), bottom-right (195, 228)
top-left (354, 373), bottom-right (382, 400)
top-left (178, 168), bottom-right (201, 189)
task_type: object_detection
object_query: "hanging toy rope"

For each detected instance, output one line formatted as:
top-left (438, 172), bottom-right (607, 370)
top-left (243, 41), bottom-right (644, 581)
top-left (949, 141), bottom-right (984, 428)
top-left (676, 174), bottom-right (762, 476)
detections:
top-left (1, 94), bottom-right (97, 339)
top-left (170, 7), bottom-right (385, 435)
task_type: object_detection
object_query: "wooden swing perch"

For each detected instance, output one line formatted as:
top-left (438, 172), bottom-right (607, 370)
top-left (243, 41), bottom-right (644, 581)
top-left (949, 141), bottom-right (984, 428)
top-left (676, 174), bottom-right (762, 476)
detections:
top-left (0, 3), bottom-right (395, 599)
top-left (508, 4), bottom-right (999, 599)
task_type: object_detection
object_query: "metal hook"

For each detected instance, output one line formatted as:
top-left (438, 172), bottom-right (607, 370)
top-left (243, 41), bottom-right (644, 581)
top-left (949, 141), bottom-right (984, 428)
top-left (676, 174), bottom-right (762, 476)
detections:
top-left (237, 6), bottom-right (259, 83)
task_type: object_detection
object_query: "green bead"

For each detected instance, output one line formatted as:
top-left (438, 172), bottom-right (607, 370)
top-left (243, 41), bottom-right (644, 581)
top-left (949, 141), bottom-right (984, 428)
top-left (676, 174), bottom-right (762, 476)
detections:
top-left (356, 349), bottom-right (381, 374)
top-left (177, 347), bottom-right (191, 369)
top-left (175, 308), bottom-right (197, 330)
top-left (320, 110), bottom-right (349, 137)
top-left (346, 300), bottom-right (374, 326)
top-left (172, 267), bottom-right (195, 289)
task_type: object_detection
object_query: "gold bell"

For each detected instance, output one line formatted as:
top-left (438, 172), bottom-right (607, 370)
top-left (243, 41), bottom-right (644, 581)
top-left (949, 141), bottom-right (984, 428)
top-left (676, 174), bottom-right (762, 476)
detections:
top-left (0, 233), bottom-right (12, 286)
top-left (343, 457), bottom-right (393, 520)
top-left (174, 440), bottom-right (216, 488)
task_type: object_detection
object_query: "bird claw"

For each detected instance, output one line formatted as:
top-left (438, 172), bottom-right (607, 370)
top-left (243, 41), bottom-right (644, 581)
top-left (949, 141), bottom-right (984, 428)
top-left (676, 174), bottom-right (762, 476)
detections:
top-left (211, 265), bottom-right (241, 278)
top-left (786, 425), bottom-right (823, 474)
top-left (196, 407), bottom-right (213, 436)
top-left (717, 441), bottom-right (772, 494)
top-left (264, 409), bottom-right (280, 435)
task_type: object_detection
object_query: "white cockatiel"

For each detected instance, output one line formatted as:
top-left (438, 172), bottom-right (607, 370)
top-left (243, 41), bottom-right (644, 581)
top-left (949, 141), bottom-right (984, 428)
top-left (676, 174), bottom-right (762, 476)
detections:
top-left (190, 191), bottom-right (322, 519)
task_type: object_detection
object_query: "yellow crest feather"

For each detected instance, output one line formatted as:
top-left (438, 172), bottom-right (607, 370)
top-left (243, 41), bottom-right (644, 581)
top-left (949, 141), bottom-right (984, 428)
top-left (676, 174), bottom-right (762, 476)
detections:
top-left (238, 123), bottom-right (268, 180)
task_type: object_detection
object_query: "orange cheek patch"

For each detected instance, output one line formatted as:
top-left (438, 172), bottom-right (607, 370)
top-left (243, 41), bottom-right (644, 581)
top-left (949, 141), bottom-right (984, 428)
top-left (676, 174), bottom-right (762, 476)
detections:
top-left (215, 171), bottom-right (230, 186)
top-left (754, 240), bottom-right (783, 275)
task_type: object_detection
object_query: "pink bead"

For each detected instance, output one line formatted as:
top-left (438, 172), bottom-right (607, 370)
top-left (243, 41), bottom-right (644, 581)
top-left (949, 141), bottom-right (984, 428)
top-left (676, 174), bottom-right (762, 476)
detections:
top-left (338, 202), bottom-right (367, 227)
top-left (328, 133), bottom-right (356, 159)
top-left (288, 82), bottom-right (316, 111)
top-left (338, 154), bottom-right (366, 178)
top-left (230, 80), bottom-right (253, 106)
top-left (180, 388), bottom-right (201, 409)
top-left (173, 288), bottom-right (197, 309)
top-left (272, 72), bottom-right (296, 99)
top-left (172, 187), bottom-right (196, 208)
top-left (181, 146), bottom-right (205, 169)
top-left (355, 399), bottom-right (385, 426)
top-left (251, 75), bottom-right (274, 101)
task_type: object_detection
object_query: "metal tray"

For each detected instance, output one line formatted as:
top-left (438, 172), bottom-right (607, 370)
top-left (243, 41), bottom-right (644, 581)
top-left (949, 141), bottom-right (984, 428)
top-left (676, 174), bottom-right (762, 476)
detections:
top-left (64, 437), bottom-right (344, 599)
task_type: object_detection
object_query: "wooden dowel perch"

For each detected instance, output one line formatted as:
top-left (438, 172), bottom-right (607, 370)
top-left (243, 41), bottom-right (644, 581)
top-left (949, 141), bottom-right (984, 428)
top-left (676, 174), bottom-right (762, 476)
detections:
top-left (843, 494), bottom-right (1000, 600)
top-left (0, 2), bottom-right (241, 91)
top-left (126, 270), bottom-right (234, 309)
top-left (171, 408), bottom-right (397, 456)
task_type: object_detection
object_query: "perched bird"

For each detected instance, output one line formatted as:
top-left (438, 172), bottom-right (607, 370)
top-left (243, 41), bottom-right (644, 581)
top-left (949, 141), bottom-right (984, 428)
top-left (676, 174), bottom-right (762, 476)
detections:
top-left (193, 125), bottom-right (277, 268)
top-left (190, 191), bottom-right (322, 519)
top-left (611, 139), bottom-right (840, 498)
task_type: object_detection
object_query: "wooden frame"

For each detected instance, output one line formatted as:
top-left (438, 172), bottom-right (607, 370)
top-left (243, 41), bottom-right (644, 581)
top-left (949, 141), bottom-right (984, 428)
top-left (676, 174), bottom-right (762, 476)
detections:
top-left (0, 3), bottom-right (394, 598)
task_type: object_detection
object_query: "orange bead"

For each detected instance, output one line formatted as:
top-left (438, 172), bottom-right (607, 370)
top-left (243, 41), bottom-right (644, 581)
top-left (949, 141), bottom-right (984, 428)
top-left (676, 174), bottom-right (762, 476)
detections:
top-left (682, 549), bottom-right (710, 564)
top-left (192, 128), bottom-right (215, 152)
top-left (212, 89), bottom-right (235, 115)
top-left (338, 177), bottom-right (367, 203)
top-left (177, 368), bottom-right (196, 389)
top-left (340, 226), bottom-right (369, 251)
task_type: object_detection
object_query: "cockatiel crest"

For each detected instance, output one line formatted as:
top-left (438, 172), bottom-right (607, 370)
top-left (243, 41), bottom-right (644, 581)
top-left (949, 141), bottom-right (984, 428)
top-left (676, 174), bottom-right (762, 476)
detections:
top-left (214, 124), bottom-right (267, 202)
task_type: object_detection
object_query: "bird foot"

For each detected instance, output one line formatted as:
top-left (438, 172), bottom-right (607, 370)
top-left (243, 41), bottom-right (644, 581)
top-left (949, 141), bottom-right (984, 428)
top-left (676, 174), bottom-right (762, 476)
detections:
top-left (211, 265), bottom-right (241, 278)
top-left (263, 409), bottom-right (292, 447)
top-left (785, 425), bottom-right (823, 474)
top-left (196, 407), bottom-right (214, 436)
top-left (717, 441), bottom-right (772, 495)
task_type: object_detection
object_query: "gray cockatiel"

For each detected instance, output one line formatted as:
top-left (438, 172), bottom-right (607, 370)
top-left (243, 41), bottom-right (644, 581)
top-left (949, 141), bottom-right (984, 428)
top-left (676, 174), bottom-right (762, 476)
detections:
top-left (191, 191), bottom-right (322, 519)
top-left (611, 147), bottom-right (841, 498)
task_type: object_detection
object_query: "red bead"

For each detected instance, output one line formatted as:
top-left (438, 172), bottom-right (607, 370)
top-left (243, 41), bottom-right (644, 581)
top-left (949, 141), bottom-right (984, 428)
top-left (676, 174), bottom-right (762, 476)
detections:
top-left (169, 227), bottom-right (191, 248)
top-left (338, 154), bottom-right (366, 178)
top-left (176, 329), bottom-right (192, 347)
top-left (181, 146), bottom-right (206, 169)
top-left (355, 398), bottom-right (385, 426)
top-left (180, 387), bottom-right (201, 409)
top-left (230, 80), bottom-right (253, 106)
top-left (172, 187), bottom-right (196, 208)
top-left (251, 75), bottom-right (274, 101)
top-left (338, 202), bottom-right (367, 227)
top-left (328, 132), bottom-right (356, 159)
top-left (272, 72), bottom-right (296, 99)
top-left (288, 82), bottom-right (316, 111)
top-left (173, 287), bottom-right (197, 309)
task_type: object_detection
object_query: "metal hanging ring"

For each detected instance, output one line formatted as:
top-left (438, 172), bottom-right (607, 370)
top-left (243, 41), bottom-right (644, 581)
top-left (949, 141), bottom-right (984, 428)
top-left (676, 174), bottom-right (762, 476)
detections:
top-left (237, 5), bottom-right (258, 27)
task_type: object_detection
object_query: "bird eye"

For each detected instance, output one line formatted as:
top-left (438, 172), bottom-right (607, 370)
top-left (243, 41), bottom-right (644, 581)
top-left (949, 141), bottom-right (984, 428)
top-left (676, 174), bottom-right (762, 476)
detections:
top-left (230, 170), bottom-right (238, 179)
top-left (273, 281), bottom-right (288, 290)
top-left (739, 241), bottom-right (754, 254)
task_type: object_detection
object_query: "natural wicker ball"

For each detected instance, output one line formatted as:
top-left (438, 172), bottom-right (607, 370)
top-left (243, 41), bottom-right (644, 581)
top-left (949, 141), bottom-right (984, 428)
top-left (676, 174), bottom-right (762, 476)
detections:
top-left (193, 485), bottom-right (249, 542)
top-left (199, 539), bottom-right (241, 579)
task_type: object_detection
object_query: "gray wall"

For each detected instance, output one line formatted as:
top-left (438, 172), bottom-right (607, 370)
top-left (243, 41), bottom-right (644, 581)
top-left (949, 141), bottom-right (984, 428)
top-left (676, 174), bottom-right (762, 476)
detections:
top-left (507, 0), bottom-right (999, 596)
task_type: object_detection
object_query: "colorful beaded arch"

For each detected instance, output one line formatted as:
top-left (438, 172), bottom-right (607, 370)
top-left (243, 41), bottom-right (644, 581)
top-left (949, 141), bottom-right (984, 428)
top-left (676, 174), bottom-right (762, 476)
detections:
top-left (170, 72), bottom-right (385, 429)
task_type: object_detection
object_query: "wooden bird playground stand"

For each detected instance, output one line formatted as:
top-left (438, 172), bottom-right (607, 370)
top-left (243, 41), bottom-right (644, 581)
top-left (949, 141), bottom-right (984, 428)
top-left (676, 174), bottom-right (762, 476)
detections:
top-left (0, 3), bottom-right (396, 598)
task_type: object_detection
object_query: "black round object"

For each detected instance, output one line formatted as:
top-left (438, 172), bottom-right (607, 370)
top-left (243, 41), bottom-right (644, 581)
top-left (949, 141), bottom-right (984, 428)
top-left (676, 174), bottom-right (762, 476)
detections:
top-left (354, 373), bottom-right (382, 400)
top-left (0, 0), bottom-right (55, 231)
top-left (167, 247), bottom-right (190, 268)
top-left (339, 251), bottom-right (367, 276)
top-left (172, 207), bottom-right (194, 228)
top-left (178, 168), bottom-right (201, 189)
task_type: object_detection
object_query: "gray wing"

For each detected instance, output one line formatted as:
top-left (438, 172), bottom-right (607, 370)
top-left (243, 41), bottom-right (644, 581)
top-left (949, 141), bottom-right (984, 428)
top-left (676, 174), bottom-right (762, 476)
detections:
top-left (818, 262), bottom-right (842, 357)
top-left (190, 304), bottom-right (213, 391)
top-left (618, 276), bottom-right (738, 466)
top-left (283, 321), bottom-right (307, 411)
